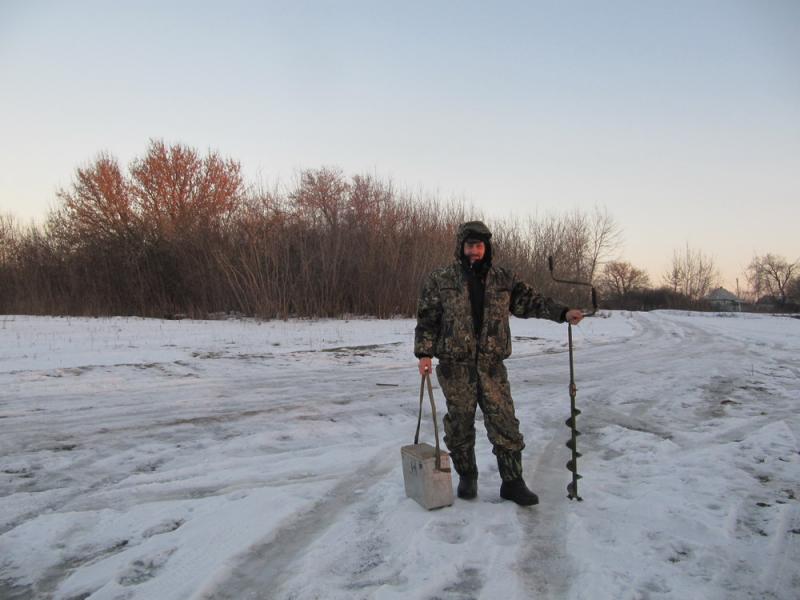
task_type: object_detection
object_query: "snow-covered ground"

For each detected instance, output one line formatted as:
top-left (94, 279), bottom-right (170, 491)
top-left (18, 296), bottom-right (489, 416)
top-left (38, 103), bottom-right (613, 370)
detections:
top-left (1, 311), bottom-right (798, 600)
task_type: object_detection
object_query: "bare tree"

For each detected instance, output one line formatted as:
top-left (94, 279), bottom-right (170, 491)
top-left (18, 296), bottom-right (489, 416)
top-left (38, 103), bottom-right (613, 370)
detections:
top-left (0, 213), bottom-right (19, 265)
top-left (2, 141), bottom-right (627, 318)
top-left (55, 154), bottom-right (138, 246)
top-left (288, 167), bottom-right (349, 230)
top-left (745, 254), bottom-right (799, 305)
top-left (788, 275), bottom-right (800, 304)
top-left (599, 261), bottom-right (650, 306)
top-left (663, 244), bottom-right (719, 300)
top-left (0, 214), bottom-right (18, 309)
top-left (130, 140), bottom-right (243, 239)
top-left (586, 206), bottom-right (623, 280)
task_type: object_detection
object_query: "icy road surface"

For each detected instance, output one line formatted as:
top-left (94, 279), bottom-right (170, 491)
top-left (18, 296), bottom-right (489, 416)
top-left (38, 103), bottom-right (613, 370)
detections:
top-left (1, 311), bottom-right (798, 600)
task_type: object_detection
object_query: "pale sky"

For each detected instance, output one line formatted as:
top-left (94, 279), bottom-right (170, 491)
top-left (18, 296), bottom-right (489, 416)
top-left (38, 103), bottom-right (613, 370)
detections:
top-left (1, 0), bottom-right (798, 291)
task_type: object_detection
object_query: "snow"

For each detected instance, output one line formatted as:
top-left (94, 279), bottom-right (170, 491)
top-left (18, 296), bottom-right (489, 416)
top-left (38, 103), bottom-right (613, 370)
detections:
top-left (0, 311), bottom-right (798, 600)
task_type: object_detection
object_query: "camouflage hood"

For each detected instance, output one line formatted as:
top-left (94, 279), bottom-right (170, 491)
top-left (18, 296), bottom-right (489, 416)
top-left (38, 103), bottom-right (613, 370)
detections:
top-left (455, 221), bottom-right (493, 264)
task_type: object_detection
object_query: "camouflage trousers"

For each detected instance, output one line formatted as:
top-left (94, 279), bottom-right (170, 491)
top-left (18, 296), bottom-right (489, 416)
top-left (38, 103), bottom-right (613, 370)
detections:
top-left (435, 361), bottom-right (525, 482)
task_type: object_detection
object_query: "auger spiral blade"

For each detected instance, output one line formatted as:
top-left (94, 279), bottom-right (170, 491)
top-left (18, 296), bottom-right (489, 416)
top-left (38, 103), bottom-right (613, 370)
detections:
top-left (566, 459), bottom-right (583, 472)
top-left (548, 257), bottom-right (597, 503)
top-left (565, 439), bottom-right (583, 454)
top-left (565, 334), bottom-right (583, 501)
top-left (567, 481), bottom-right (583, 502)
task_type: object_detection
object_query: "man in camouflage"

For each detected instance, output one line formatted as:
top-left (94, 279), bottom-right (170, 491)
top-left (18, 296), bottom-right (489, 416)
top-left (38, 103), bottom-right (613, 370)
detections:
top-left (415, 221), bottom-right (584, 505)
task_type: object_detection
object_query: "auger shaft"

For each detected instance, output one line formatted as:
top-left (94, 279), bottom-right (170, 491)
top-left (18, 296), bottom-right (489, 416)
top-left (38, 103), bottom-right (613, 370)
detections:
top-left (565, 323), bottom-right (583, 501)
top-left (547, 255), bottom-right (594, 501)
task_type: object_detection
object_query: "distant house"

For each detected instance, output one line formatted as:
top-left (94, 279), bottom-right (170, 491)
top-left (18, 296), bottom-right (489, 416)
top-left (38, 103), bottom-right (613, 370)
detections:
top-left (755, 295), bottom-right (779, 311)
top-left (706, 287), bottom-right (743, 312)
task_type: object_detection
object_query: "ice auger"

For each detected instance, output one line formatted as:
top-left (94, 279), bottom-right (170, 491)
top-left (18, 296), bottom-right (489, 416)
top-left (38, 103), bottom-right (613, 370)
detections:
top-left (548, 256), bottom-right (597, 501)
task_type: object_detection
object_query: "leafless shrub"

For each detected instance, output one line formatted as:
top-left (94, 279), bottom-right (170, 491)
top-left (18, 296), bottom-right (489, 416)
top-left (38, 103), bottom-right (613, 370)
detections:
top-left (745, 253), bottom-right (799, 306)
top-left (663, 244), bottom-right (719, 300)
top-left (598, 261), bottom-right (651, 309)
top-left (2, 143), bottom-right (623, 318)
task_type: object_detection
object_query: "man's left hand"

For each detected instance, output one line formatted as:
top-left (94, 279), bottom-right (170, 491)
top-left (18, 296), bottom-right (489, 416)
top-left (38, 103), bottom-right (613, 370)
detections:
top-left (565, 309), bottom-right (584, 325)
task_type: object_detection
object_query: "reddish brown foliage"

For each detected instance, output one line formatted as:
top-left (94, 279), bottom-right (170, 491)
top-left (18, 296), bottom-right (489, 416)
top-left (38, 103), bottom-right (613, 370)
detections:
top-left (1, 143), bottom-right (621, 317)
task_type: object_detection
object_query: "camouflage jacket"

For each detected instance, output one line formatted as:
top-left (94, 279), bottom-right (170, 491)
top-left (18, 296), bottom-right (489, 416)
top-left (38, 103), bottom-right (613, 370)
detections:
top-left (414, 262), bottom-right (566, 364)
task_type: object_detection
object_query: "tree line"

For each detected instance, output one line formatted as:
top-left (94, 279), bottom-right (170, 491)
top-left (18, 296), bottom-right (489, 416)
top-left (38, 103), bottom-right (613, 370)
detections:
top-left (597, 248), bottom-right (800, 311)
top-left (1, 140), bottom-right (797, 318)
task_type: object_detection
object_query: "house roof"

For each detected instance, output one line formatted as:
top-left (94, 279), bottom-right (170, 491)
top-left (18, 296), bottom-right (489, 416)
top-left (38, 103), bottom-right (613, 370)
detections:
top-left (706, 287), bottom-right (741, 302)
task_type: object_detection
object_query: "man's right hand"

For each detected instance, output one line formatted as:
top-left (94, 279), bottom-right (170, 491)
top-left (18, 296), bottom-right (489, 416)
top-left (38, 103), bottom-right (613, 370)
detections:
top-left (418, 357), bottom-right (432, 376)
top-left (565, 309), bottom-right (584, 325)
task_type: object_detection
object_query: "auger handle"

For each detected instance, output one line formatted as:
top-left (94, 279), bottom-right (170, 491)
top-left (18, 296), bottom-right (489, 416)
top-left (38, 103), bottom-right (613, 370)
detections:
top-left (548, 255), bottom-right (597, 317)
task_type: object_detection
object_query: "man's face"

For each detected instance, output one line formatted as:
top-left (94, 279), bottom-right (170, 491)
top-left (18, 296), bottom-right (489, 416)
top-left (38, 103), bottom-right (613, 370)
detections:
top-left (463, 239), bottom-right (486, 264)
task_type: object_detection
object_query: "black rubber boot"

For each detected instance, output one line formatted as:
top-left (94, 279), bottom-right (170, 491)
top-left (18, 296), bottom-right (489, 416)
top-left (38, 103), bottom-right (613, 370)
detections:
top-left (457, 477), bottom-right (478, 500)
top-left (500, 478), bottom-right (539, 506)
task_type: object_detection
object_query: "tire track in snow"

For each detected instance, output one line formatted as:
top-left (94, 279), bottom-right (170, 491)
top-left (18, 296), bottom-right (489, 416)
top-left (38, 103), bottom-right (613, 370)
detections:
top-left (199, 447), bottom-right (397, 600)
top-left (512, 312), bottom-right (733, 597)
top-left (517, 431), bottom-right (578, 599)
top-left (530, 312), bottom-right (800, 599)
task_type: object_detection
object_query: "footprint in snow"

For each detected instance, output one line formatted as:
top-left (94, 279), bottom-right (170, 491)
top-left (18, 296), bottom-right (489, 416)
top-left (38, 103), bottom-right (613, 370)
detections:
top-left (142, 519), bottom-right (185, 539)
top-left (432, 566), bottom-right (485, 599)
top-left (118, 548), bottom-right (176, 586)
top-left (487, 522), bottom-right (520, 545)
top-left (424, 518), bottom-right (471, 545)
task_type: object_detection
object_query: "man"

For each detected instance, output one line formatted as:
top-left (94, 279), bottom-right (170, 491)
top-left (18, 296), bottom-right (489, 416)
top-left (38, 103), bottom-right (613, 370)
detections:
top-left (414, 221), bottom-right (584, 506)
